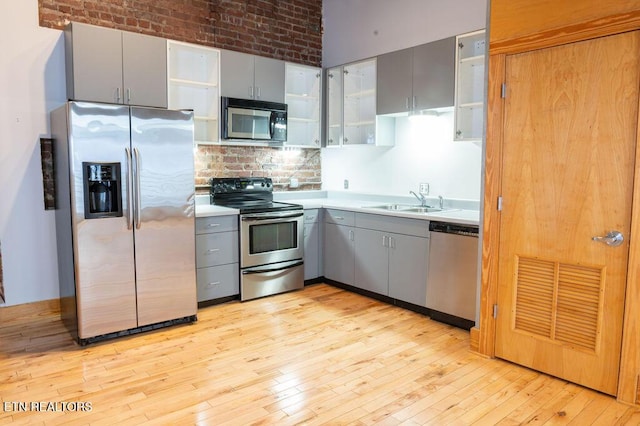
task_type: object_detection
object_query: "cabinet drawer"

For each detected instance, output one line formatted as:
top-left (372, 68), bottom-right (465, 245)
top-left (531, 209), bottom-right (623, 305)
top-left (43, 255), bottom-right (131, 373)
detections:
top-left (355, 213), bottom-right (429, 238)
top-left (324, 209), bottom-right (355, 227)
top-left (197, 263), bottom-right (239, 302)
top-left (196, 215), bottom-right (238, 234)
top-left (304, 209), bottom-right (321, 224)
top-left (196, 231), bottom-right (239, 267)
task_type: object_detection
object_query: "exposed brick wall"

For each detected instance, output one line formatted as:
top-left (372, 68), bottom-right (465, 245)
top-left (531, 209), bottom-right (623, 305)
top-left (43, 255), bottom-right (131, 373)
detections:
top-left (195, 145), bottom-right (321, 193)
top-left (40, 138), bottom-right (55, 210)
top-left (38, 0), bottom-right (324, 200)
top-left (38, 0), bottom-right (323, 66)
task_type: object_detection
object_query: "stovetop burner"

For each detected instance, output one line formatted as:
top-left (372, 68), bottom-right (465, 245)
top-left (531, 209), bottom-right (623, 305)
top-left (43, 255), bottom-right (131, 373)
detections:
top-left (209, 177), bottom-right (302, 214)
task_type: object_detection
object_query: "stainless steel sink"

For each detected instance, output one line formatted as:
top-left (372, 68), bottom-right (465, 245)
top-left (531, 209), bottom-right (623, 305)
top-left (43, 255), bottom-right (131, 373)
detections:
top-left (368, 204), bottom-right (411, 211)
top-left (402, 207), bottom-right (443, 213)
top-left (367, 204), bottom-right (443, 213)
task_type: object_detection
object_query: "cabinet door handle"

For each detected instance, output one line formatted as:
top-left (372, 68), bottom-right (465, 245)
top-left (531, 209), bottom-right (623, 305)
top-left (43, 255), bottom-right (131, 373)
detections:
top-left (256, 87), bottom-right (261, 99)
top-left (406, 97), bottom-right (410, 110)
top-left (207, 223), bottom-right (221, 228)
top-left (116, 87), bottom-right (121, 103)
top-left (349, 230), bottom-right (354, 241)
top-left (382, 235), bottom-right (388, 247)
top-left (127, 88), bottom-right (131, 104)
top-left (389, 237), bottom-right (396, 249)
top-left (206, 248), bottom-right (220, 254)
top-left (334, 216), bottom-right (344, 220)
top-left (206, 281), bottom-right (221, 287)
top-left (250, 86), bottom-right (254, 98)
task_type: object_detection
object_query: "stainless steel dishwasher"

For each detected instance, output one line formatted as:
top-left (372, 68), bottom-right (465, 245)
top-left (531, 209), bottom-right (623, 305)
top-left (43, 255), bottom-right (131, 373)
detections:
top-left (426, 221), bottom-right (479, 329)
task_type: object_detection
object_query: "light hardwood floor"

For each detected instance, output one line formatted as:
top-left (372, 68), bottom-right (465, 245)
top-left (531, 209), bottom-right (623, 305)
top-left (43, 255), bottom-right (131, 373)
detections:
top-left (1, 283), bottom-right (639, 425)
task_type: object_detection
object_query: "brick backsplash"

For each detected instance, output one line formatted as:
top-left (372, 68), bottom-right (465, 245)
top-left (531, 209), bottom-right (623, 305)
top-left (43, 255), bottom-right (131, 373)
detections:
top-left (38, 0), bottom-right (323, 67)
top-left (195, 145), bottom-right (321, 193)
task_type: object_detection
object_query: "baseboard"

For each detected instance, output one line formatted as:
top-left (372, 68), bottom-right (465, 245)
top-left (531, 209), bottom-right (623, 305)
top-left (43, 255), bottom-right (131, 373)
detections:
top-left (0, 298), bottom-right (60, 321)
top-left (469, 326), bottom-right (480, 353)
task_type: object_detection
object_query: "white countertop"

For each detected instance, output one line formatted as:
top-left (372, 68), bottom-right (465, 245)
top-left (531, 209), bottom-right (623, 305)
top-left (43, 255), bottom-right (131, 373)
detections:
top-left (195, 191), bottom-right (480, 226)
top-left (194, 203), bottom-right (239, 218)
top-left (283, 198), bottom-right (480, 226)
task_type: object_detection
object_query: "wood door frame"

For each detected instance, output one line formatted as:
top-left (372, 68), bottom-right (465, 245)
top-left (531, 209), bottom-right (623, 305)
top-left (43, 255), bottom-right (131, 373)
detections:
top-left (478, 24), bottom-right (640, 406)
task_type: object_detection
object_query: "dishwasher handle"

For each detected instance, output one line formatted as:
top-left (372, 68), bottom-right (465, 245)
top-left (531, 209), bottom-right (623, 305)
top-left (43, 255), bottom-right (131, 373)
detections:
top-left (429, 221), bottom-right (479, 237)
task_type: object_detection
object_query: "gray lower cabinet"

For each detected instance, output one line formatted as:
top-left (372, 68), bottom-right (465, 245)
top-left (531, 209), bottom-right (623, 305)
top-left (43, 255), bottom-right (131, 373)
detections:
top-left (323, 209), bottom-right (355, 285)
top-left (64, 22), bottom-right (167, 108)
top-left (353, 213), bottom-right (429, 306)
top-left (304, 209), bottom-right (322, 280)
top-left (388, 232), bottom-right (429, 306)
top-left (195, 215), bottom-right (239, 302)
top-left (354, 228), bottom-right (389, 295)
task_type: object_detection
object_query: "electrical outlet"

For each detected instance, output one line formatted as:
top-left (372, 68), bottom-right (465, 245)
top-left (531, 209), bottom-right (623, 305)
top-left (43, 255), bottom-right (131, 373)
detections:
top-left (290, 178), bottom-right (299, 188)
top-left (344, 179), bottom-right (349, 189)
top-left (419, 183), bottom-right (430, 195)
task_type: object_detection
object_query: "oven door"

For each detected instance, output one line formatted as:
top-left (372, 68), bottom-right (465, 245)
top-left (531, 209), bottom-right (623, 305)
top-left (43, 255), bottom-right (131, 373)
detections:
top-left (240, 211), bottom-right (304, 267)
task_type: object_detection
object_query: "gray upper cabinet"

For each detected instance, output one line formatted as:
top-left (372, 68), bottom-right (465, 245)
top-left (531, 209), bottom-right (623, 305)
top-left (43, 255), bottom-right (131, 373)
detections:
top-left (377, 37), bottom-right (455, 115)
top-left (220, 50), bottom-right (285, 103)
top-left (121, 31), bottom-right (168, 108)
top-left (376, 48), bottom-right (413, 115)
top-left (413, 37), bottom-right (455, 111)
top-left (65, 22), bottom-right (167, 108)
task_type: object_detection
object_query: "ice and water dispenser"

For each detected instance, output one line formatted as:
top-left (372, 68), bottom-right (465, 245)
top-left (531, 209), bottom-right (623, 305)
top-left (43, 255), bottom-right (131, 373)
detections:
top-left (82, 162), bottom-right (123, 219)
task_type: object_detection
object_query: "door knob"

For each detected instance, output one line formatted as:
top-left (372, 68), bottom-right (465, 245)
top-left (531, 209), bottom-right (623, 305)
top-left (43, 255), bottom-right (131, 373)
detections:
top-left (592, 231), bottom-right (624, 247)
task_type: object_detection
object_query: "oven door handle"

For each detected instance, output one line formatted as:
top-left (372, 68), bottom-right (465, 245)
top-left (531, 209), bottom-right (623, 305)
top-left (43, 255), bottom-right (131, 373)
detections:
top-left (241, 212), bottom-right (304, 221)
top-left (242, 261), bottom-right (304, 275)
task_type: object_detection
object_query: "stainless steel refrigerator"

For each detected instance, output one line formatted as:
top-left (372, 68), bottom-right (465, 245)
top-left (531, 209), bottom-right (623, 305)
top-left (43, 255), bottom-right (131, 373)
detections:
top-left (51, 101), bottom-right (197, 344)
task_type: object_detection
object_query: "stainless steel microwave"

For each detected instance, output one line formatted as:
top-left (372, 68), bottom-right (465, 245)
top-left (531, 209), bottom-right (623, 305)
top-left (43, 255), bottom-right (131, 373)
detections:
top-left (221, 97), bottom-right (287, 142)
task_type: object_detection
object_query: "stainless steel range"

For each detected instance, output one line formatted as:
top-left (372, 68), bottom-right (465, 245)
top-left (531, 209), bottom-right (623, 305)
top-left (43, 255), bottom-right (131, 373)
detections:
top-left (210, 177), bottom-right (304, 301)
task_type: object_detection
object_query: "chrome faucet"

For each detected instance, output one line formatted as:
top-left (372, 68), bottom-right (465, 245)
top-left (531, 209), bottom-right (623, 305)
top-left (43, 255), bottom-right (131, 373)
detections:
top-left (438, 195), bottom-right (444, 210)
top-left (410, 190), bottom-right (427, 207)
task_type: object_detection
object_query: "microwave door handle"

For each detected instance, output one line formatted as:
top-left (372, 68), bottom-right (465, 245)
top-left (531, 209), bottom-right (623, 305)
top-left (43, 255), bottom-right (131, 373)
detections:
top-left (269, 111), bottom-right (276, 139)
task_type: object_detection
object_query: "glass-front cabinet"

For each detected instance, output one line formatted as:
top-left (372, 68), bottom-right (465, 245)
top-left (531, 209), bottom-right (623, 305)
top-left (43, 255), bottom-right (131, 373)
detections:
top-left (343, 59), bottom-right (377, 145)
top-left (454, 30), bottom-right (486, 142)
top-left (167, 40), bottom-right (220, 144)
top-left (325, 58), bottom-right (393, 147)
top-left (326, 66), bottom-right (343, 147)
top-left (285, 63), bottom-right (322, 148)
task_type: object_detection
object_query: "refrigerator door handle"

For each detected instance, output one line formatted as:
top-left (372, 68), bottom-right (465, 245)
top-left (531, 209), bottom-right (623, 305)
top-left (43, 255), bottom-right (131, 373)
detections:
top-left (125, 147), bottom-right (134, 230)
top-left (133, 147), bottom-right (142, 229)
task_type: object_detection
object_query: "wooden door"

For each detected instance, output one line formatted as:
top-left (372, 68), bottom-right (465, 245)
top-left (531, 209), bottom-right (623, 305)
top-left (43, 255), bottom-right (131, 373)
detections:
top-left (495, 31), bottom-right (640, 395)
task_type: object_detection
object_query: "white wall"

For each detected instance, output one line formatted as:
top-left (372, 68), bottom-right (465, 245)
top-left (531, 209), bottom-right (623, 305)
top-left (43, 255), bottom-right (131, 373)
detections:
top-left (322, 113), bottom-right (482, 200)
top-left (322, 0), bottom-right (487, 67)
top-left (0, 1), bottom-right (66, 305)
top-left (321, 0), bottom-right (487, 201)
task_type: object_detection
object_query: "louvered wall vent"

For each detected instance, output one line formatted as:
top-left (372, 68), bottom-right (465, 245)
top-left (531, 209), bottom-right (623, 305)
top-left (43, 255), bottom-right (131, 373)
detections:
top-left (514, 256), bottom-right (602, 351)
